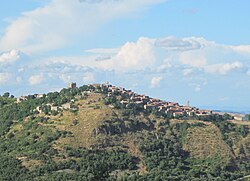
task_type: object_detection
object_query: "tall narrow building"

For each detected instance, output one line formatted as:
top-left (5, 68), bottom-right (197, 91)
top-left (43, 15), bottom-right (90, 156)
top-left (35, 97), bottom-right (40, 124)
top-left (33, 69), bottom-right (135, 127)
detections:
top-left (68, 82), bottom-right (77, 89)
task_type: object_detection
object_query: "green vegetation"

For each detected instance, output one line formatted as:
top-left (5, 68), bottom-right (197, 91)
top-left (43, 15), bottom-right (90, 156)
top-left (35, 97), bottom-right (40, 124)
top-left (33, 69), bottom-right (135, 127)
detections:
top-left (0, 85), bottom-right (250, 180)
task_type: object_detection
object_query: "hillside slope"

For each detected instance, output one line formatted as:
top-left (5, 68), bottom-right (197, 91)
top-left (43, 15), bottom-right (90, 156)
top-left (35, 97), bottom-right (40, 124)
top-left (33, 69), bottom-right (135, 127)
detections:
top-left (0, 84), bottom-right (250, 180)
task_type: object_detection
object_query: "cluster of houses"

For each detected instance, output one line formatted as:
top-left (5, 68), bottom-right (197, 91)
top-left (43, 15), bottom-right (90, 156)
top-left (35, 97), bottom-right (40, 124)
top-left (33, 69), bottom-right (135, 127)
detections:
top-left (16, 94), bottom-right (44, 103)
top-left (16, 83), bottom-right (78, 114)
top-left (91, 83), bottom-right (213, 118)
top-left (35, 102), bottom-right (74, 114)
top-left (14, 82), bottom-right (249, 120)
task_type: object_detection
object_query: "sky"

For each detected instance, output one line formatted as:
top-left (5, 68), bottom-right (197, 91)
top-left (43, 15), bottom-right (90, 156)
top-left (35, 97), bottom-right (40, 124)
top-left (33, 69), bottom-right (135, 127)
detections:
top-left (0, 0), bottom-right (250, 112)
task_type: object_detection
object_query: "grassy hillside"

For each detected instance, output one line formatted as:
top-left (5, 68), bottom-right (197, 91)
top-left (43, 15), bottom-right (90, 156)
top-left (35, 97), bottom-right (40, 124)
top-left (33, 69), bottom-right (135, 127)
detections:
top-left (0, 85), bottom-right (250, 180)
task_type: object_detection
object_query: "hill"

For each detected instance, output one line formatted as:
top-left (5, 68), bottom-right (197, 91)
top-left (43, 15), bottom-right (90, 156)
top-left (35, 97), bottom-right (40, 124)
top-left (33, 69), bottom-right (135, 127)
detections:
top-left (0, 83), bottom-right (250, 180)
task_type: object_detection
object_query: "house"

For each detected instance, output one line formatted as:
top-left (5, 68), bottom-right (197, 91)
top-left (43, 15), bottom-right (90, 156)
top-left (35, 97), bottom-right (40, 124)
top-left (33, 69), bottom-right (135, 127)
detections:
top-left (120, 100), bottom-right (129, 106)
top-left (34, 94), bottom-right (44, 98)
top-left (62, 103), bottom-right (71, 110)
top-left (130, 96), bottom-right (141, 102)
top-left (109, 86), bottom-right (119, 93)
top-left (135, 101), bottom-right (144, 109)
top-left (198, 110), bottom-right (213, 115)
top-left (35, 106), bottom-right (42, 113)
top-left (168, 102), bottom-right (179, 107)
top-left (157, 106), bottom-right (166, 112)
top-left (187, 110), bottom-right (196, 116)
top-left (45, 103), bottom-right (59, 112)
top-left (92, 84), bottom-right (101, 87)
top-left (173, 112), bottom-right (184, 117)
top-left (51, 106), bottom-right (59, 111)
top-left (144, 104), bottom-right (155, 111)
top-left (16, 96), bottom-right (28, 103)
top-left (234, 115), bottom-right (244, 121)
top-left (150, 98), bottom-right (161, 103)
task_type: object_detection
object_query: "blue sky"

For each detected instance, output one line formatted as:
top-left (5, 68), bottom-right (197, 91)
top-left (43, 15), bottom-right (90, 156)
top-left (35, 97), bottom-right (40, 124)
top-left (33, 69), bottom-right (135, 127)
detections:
top-left (0, 0), bottom-right (250, 112)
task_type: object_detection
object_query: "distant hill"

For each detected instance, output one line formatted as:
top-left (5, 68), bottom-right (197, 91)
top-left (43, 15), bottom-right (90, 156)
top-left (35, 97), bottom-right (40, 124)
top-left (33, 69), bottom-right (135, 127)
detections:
top-left (0, 83), bottom-right (250, 180)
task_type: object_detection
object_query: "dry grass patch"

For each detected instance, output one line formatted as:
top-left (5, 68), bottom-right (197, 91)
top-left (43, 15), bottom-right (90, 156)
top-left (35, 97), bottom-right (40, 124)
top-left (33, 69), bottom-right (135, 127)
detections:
top-left (9, 123), bottom-right (23, 134)
top-left (55, 106), bottom-right (113, 148)
top-left (235, 135), bottom-right (250, 160)
top-left (17, 157), bottom-right (43, 170)
top-left (229, 120), bottom-right (250, 127)
top-left (123, 134), bottom-right (147, 175)
top-left (183, 124), bottom-right (233, 162)
top-left (170, 119), bottom-right (211, 126)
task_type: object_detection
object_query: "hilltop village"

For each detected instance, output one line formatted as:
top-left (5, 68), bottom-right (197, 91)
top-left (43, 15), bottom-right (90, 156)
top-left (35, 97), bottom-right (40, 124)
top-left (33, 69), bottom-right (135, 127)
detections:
top-left (94, 83), bottom-right (213, 118)
top-left (14, 82), bottom-right (213, 119)
top-left (16, 83), bottom-right (249, 121)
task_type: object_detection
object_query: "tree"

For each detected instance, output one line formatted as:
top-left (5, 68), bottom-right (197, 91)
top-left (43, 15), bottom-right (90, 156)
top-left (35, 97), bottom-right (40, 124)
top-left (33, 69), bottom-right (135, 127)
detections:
top-left (244, 114), bottom-right (250, 121)
top-left (2, 92), bottom-right (10, 98)
top-left (238, 125), bottom-right (248, 137)
top-left (223, 113), bottom-right (233, 120)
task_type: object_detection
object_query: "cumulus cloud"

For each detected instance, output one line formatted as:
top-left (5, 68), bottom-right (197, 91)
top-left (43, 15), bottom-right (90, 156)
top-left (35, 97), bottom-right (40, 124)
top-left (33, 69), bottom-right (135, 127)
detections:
top-left (204, 61), bottom-right (243, 74)
top-left (0, 0), bottom-right (165, 54)
top-left (47, 37), bottom-right (157, 72)
top-left (41, 36), bottom-right (250, 76)
top-left (179, 51), bottom-right (207, 68)
top-left (109, 37), bottom-right (156, 71)
top-left (1, 35), bottom-right (250, 97)
top-left (29, 74), bottom-right (44, 85)
top-left (150, 76), bottom-right (162, 88)
top-left (0, 49), bottom-right (20, 65)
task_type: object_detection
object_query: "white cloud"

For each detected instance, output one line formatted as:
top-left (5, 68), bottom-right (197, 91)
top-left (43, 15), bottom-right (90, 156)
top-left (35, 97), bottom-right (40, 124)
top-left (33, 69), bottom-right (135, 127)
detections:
top-left (150, 76), bottom-right (162, 88)
top-left (155, 36), bottom-right (205, 51)
top-left (0, 73), bottom-right (10, 84)
top-left (39, 36), bottom-right (250, 76)
top-left (47, 37), bottom-right (157, 72)
top-left (0, 0), bottom-right (165, 54)
top-left (95, 37), bottom-right (156, 71)
top-left (110, 37), bottom-right (156, 71)
top-left (0, 49), bottom-right (20, 65)
top-left (85, 48), bottom-right (119, 54)
top-left (231, 45), bottom-right (250, 54)
top-left (156, 62), bottom-right (172, 72)
top-left (182, 68), bottom-right (193, 76)
top-left (179, 51), bottom-right (207, 68)
top-left (29, 74), bottom-right (44, 85)
top-left (83, 72), bottom-right (95, 83)
top-left (204, 61), bottom-right (243, 74)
